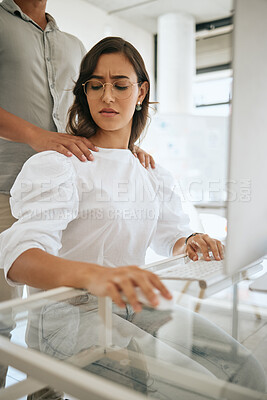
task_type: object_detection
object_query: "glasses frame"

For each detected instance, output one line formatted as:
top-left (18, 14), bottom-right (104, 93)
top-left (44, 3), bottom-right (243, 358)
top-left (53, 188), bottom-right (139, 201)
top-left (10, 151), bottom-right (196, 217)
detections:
top-left (82, 79), bottom-right (141, 100)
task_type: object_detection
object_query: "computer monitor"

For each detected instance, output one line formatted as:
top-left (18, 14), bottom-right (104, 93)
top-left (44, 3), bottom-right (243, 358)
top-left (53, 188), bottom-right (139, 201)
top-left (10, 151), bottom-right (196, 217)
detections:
top-left (225, 0), bottom-right (267, 274)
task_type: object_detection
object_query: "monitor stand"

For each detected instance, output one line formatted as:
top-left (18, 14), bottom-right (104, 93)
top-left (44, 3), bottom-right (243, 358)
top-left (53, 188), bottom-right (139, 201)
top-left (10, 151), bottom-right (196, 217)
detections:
top-left (249, 272), bottom-right (267, 293)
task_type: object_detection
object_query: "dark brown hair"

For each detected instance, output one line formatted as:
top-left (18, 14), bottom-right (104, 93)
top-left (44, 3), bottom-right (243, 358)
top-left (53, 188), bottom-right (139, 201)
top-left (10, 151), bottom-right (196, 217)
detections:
top-left (66, 37), bottom-right (150, 151)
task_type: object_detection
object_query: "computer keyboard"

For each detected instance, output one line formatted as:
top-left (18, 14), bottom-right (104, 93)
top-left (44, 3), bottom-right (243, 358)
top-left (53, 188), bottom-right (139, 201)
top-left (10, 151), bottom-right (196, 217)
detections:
top-left (152, 257), bottom-right (226, 289)
top-left (143, 255), bottom-right (263, 294)
top-left (158, 259), bottom-right (224, 280)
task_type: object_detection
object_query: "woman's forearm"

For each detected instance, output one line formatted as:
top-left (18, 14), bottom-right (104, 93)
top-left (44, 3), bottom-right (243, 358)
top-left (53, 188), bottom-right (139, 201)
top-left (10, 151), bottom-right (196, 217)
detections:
top-left (7, 248), bottom-right (172, 311)
top-left (7, 248), bottom-right (101, 290)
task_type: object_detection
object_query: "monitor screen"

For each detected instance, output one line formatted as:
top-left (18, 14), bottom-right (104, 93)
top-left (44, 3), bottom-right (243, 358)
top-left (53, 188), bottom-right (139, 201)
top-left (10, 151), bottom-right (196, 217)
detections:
top-left (225, 0), bottom-right (267, 274)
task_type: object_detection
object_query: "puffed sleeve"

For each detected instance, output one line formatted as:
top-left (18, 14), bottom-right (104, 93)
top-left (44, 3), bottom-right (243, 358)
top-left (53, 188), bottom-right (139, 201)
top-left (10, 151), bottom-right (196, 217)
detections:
top-left (149, 165), bottom-right (194, 257)
top-left (0, 151), bottom-right (79, 286)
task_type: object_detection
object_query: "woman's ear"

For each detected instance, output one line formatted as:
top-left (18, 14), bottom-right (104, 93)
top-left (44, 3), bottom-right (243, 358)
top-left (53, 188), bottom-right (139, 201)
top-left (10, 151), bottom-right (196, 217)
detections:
top-left (137, 81), bottom-right (149, 103)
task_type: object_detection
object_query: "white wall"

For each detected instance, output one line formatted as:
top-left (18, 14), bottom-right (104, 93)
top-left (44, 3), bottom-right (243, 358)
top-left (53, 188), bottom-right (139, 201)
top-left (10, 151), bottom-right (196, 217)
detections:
top-left (46, 0), bottom-right (155, 99)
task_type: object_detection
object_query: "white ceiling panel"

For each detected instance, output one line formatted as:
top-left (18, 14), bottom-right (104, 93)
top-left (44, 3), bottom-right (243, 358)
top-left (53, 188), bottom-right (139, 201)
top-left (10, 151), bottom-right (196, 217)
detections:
top-left (85, 0), bottom-right (233, 33)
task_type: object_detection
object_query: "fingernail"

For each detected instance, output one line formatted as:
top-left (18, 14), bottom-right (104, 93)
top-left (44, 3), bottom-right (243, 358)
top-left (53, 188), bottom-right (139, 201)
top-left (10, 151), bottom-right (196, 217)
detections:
top-left (142, 162), bottom-right (145, 167)
top-left (193, 255), bottom-right (198, 261)
top-left (81, 155), bottom-right (87, 162)
top-left (94, 146), bottom-right (99, 151)
top-left (67, 152), bottom-right (72, 157)
top-left (88, 154), bottom-right (94, 161)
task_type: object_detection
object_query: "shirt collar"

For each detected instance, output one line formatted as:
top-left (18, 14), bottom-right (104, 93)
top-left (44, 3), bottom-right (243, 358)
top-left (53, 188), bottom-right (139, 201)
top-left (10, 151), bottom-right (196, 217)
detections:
top-left (0, 0), bottom-right (59, 31)
top-left (44, 13), bottom-right (59, 32)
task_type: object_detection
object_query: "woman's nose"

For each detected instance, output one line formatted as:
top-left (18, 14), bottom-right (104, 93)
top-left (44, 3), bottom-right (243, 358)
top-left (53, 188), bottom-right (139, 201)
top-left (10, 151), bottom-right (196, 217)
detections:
top-left (101, 83), bottom-right (115, 103)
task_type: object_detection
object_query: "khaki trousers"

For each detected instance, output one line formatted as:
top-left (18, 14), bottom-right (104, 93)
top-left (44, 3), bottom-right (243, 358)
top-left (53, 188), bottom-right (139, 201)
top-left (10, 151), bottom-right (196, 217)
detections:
top-left (0, 193), bottom-right (20, 302)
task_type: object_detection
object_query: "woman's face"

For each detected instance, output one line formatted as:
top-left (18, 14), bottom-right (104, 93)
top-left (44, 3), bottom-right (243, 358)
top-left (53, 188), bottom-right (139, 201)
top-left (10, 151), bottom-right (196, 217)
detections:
top-left (85, 52), bottom-right (147, 135)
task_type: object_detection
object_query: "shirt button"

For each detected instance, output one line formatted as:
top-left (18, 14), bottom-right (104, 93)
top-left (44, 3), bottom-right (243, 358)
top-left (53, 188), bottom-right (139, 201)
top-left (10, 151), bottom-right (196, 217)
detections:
top-left (53, 113), bottom-right (58, 119)
top-left (46, 57), bottom-right (51, 62)
top-left (50, 83), bottom-right (54, 89)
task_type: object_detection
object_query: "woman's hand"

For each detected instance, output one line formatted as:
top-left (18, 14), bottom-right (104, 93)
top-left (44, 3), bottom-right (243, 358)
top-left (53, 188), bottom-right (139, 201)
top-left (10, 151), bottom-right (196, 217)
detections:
top-left (87, 265), bottom-right (172, 312)
top-left (186, 233), bottom-right (224, 262)
top-left (28, 129), bottom-right (99, 162)
top-left (133, 146), bottom-right (156, 169)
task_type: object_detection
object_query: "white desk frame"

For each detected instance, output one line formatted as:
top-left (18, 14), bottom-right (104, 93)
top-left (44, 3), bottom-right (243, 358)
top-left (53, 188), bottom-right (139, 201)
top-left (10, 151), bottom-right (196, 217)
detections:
top-left (0, 287), bottom-right (266, 400)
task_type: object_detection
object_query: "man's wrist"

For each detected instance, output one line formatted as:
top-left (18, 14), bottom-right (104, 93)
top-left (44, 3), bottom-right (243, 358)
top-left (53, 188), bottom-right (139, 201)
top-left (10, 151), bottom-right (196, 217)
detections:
top-left (24, 123), bottom-right (39, 145)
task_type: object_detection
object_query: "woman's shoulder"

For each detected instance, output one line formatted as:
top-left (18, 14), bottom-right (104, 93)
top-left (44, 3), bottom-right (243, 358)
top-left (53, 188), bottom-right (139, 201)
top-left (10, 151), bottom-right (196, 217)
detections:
top-left (147, 164), bottom-right (175, 187)
top-left (18, 151), bottom-right (76, 181)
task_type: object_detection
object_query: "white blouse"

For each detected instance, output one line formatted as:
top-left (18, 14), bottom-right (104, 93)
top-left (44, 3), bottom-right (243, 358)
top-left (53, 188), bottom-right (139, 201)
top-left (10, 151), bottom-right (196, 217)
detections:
top-left (0, 148), bottom-right (193, 287)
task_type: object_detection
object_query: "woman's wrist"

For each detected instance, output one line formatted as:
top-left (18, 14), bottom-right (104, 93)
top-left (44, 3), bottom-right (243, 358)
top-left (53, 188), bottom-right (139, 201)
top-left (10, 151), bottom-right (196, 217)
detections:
top-left (172, 237), bottom-right (188, 256)
top-left (62, 260), bottom-right (104, 291)
top-left (185, 232), bottom-right (201, 246)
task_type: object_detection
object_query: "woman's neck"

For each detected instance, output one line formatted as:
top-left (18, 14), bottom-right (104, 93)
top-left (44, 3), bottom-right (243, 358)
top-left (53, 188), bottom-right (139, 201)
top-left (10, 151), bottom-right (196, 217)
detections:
top-left (92, 129), bottom-right (130, 149)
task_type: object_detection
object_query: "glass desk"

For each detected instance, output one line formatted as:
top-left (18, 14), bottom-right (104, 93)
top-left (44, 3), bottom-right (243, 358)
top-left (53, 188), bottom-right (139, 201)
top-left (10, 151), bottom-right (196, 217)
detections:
top-left (0, 287), bottom-right (266, 400)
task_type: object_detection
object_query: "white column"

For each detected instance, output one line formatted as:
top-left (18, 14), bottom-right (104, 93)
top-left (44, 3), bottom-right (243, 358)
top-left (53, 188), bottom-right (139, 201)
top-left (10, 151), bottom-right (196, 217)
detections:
top-left (157, 13), bottom-right (195, 114)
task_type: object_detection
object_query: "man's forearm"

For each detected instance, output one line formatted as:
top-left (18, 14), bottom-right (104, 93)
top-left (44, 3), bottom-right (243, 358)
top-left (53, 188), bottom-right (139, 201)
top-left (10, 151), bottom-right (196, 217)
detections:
top-left (0, 107), bottom-right (99, 161)
top-left (0, 107), bottom-right (44, 144)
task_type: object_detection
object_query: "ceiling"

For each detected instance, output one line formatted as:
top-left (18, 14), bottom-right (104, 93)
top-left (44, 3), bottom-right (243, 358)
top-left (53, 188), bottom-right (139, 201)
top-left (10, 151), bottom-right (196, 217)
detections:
top-left (85, 0), bottom-right (234, 34)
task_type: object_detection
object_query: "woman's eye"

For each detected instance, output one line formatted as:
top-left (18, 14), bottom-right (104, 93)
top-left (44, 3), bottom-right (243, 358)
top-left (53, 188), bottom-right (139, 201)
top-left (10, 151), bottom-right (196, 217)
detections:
top-left (91, 85), bottom-right (102, 91)
top-left (114, 85), bottom-right (128, 91)
top-left (114, 81), bottom-right (130, 91)
top-left (89, 81), bottom-right (103, 91)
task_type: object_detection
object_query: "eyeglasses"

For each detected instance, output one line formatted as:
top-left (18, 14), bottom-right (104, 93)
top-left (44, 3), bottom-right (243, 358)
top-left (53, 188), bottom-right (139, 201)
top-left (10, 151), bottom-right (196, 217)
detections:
top-left (82, 79), bottom-right (140, 100)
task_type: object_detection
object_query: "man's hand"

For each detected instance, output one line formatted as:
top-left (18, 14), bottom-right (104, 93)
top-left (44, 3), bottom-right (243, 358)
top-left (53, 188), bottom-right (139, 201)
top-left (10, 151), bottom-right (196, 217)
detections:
top-left (0, 108), bottom-right (156, 164)
top-left (28, 130), bottom-right (98, 162)
top-left (186, 233), bottom-right (224, 261)
top-left (133, 146), bottom-right (156, 169)
top-left (0, 107), bottom-right (98, 161)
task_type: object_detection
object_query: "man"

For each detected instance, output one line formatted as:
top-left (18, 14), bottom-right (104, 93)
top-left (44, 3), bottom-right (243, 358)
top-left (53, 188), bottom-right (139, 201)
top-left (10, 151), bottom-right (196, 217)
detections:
top-left (0, 0), bottom-right (154, 394)
top-left (0, 1), bottom-right (94, 393)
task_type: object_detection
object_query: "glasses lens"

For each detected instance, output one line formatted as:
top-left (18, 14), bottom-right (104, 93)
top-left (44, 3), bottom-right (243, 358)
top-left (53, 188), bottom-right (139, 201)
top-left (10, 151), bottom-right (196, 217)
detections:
top-left (84, 80), bottom-right (103, 98)
top-left (113, 79), bottom-right (132, 99)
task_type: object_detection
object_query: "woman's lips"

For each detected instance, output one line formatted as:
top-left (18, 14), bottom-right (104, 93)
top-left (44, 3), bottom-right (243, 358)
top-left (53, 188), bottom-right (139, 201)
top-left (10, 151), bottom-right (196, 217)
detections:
top-left (99, 108), bottom-right (119, 117)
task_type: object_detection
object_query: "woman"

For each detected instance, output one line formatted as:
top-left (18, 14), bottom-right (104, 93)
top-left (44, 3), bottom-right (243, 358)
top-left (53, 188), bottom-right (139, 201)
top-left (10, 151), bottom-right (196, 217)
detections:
top-left (0, 37), bottom-right (265, 397)
top-left (0, 37), bottom-right (223, 306)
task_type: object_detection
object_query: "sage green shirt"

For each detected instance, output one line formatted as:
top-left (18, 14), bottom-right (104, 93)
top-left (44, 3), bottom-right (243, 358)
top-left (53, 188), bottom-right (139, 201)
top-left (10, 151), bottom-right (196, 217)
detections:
top-left (0, 0), bottom-right (86, 193)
